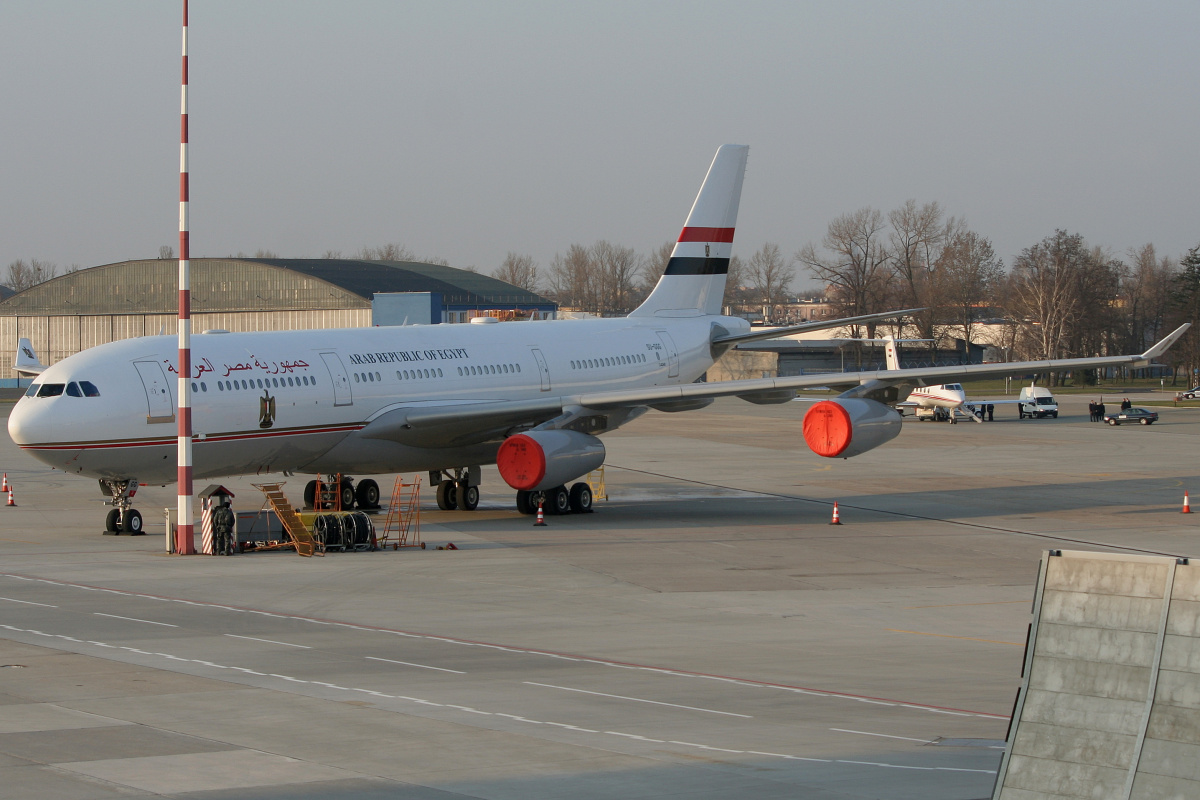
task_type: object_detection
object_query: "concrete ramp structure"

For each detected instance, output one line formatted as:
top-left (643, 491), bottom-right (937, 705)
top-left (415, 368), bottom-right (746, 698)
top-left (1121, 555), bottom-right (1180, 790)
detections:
top-left (994, 550), bottom-right (1200, 799)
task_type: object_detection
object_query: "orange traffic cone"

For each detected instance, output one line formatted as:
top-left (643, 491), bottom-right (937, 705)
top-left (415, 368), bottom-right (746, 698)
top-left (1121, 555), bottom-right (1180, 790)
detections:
top-left (534, 500), bottom-right (547, 526)
top-left (830, 501), bottom-right (841, 525)
top-left (6, 487), bottom-right (14, 507)
top-left (1, 473), bottom-right (8, 492)
top-left (1184, 491), bottom-right (1193, 514)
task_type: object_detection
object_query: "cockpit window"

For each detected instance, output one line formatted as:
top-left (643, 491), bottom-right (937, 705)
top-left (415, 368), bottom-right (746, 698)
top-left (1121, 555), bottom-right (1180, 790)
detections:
top-left (79, 381), bottom-right (100, 397)
top-left (37, 383), bottom-right (65, 397)
top-left (24, 383), bottom-right (39, 397)
top-left (66, 382), bottom-right (82, 397)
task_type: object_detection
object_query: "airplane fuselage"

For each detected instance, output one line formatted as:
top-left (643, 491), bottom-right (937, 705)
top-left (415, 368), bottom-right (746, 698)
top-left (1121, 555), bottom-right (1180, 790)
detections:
top-left (9, 315), bottom-right (744, 484)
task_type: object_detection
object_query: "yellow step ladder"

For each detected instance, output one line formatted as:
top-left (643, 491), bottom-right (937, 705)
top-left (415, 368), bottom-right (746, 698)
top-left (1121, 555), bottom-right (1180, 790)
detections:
top-left (253, 482), bottom-right (320, 557)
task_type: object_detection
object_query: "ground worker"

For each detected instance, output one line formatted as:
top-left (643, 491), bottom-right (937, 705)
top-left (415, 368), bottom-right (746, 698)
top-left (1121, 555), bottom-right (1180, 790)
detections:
top-left (213, 498), bottom-right (236, 555)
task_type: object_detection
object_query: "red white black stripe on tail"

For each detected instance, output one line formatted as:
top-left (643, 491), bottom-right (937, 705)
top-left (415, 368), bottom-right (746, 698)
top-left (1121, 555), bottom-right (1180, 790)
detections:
top-left (630, 144), bottom-right (748, 318)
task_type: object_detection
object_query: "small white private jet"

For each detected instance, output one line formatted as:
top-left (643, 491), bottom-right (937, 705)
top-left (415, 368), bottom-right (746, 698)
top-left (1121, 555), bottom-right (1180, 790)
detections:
top-left (7, 145), bottom-right (1190, 533)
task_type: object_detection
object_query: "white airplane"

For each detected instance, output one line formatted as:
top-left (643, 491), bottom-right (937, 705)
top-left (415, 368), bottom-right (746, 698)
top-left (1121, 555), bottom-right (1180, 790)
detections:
top-left (7, 145), bottom-right (1191, 534)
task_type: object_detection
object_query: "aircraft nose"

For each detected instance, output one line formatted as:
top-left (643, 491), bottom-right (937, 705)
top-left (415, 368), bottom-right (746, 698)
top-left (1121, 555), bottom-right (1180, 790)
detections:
top-left (7, 397), bottom-right (41, 446)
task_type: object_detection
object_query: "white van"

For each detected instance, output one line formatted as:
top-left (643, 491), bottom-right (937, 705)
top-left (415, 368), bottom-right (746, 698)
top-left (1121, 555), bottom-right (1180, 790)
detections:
top-left (1018, 386), bottom-right (1058, 419)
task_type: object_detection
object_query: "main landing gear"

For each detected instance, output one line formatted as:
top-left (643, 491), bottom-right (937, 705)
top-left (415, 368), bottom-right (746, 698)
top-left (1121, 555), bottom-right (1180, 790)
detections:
top-left (515, 482), bottom-right (593, 516)
top-left (303, 476), bottom-right (381, 511)
top-left (431, 467), bottom-right (481, 511)
top-left (100, 478), bottom-right (144, 535)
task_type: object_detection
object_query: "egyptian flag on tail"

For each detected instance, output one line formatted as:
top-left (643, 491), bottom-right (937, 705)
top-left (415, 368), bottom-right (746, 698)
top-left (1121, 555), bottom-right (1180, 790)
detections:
top-left (630, 144), bottom-right (749, 318)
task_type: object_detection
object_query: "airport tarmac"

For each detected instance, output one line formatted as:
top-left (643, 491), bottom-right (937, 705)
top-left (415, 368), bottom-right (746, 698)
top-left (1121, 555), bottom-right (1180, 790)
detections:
top-left (0, 395), bottom-right (1196, 799)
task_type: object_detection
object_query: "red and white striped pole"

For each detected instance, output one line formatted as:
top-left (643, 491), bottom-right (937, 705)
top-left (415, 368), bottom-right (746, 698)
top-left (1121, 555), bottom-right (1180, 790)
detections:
top-left (176, 0), bottom-right (195, 554)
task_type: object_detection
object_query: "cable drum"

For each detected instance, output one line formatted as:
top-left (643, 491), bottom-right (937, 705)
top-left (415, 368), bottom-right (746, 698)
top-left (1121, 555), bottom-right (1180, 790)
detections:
top-left (314, 514), bottom-right (345, 552)
top-left (349, 512), bottom-right (374, 551)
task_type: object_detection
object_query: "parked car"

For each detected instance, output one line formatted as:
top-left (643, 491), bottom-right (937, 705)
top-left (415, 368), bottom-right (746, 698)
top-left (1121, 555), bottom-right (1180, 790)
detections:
top-left (1103, 407), bottom-right (1159, 425)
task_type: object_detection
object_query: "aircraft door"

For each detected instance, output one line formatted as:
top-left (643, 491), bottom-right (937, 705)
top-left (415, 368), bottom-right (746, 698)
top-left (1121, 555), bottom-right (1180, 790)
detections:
top-left (319, 352), bottom-right (353, 406)
top-left (530, 348), bottom-right (551, 391)
top-left (655, 331), bottom-right (680, 378)
top-left (133, 360), bottom-right (175, 423)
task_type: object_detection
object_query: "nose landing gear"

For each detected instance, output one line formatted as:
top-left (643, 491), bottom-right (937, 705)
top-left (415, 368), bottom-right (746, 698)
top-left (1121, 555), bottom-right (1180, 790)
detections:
top-left (100, 479), bottom-right (144, 535)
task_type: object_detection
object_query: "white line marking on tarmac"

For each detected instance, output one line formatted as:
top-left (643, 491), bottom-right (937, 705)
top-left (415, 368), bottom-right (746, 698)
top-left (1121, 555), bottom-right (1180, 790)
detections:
top-left (0, 597), bottom-right (56, 607)
top-left (830, 728), bottom-right (935, 744)
top-left (93, 613), bottom-right (177, 627)
top-left (0, 574), bottom-right (1007, 720)
top-left (0, 622), bottom-right (997, 776)
top-left (524, 681), bottom-right (752, 718)
top-left (223, 634), bottom-right (310, 648)
top-left (365, 656), bottom-right (465, 674)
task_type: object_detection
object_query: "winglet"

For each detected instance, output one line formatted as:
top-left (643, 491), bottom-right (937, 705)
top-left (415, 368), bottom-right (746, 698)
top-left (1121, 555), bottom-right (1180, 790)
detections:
top-left (13, 338), bottom-right (46, 377)
top-left (1139, 323), bottom-right (1191, 361)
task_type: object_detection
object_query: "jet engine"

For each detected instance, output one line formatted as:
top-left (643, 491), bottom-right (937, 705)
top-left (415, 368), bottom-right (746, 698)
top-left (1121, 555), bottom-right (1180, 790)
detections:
top-left (802, 399), bottom-right (902, 459)
top-left (496, 430), bottom-right (606, 492)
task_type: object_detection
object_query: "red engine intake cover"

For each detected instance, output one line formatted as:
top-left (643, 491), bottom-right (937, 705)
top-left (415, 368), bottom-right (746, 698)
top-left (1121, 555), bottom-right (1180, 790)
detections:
top-left (803, 400), bottom-right (853, 458)
top-left (496, 434), bottom-right (546, 491)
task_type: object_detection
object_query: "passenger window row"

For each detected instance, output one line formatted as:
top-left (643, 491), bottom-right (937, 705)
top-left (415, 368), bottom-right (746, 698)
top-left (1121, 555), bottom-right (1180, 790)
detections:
top-left (571, 353), bottom-right (647, 370)
top-left (395, 368), bottom-right (442, 380)
top-left (216, 375), bottom-right (317, 392)
top-left (458, 363), bottom-right (521, 377)
top-left (25, 381), bottom-right (101, 398)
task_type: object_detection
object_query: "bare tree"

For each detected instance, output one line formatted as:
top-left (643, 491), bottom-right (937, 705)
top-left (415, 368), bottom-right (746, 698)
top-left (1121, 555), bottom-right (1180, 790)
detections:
top-left (724, 253), bottom-right (747, 310)
top-left (158, 245), bottom-right (174, 260)
top-left (3, 258), bottom-right (58, 291)
top-left (321, 249), bottom-right (343, 259)
top-left (797, 208), bottom-right (892, 338)
top-left (254, 249), bottom-right (279, 258)
top-left (546, 244), bottom-right (593, 310)
top-left (888, 200), bottom-right (956, 340)
top-left (937, 230), bottom-right (1004, 346)
top-left (493, 252), bottom-right (540, 292)
top-left (591, 240), bottom-right (641, 313)
top-left (745, 243), bottom-right (793, 322)
top-left (358, 243), bottom-right (415, 261)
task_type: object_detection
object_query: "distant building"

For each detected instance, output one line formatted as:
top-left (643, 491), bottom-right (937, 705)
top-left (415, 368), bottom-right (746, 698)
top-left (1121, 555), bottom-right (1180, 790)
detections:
top-left (0, 258), bottom-right (555, 381)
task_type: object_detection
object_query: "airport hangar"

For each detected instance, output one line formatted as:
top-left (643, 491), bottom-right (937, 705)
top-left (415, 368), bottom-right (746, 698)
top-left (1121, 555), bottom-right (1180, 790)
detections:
top-left (0, 258), bottom-right (556, 385)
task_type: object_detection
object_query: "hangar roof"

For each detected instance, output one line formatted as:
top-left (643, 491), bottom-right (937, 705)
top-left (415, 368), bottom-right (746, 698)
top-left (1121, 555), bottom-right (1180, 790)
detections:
top-left (0, 258), bottom-right (551, 315)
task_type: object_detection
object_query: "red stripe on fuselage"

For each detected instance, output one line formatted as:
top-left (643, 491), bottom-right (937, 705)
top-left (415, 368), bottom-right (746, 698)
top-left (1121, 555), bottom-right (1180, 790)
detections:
top-left (677, 226), bottom-right (735, 243)
top-left (18, 423), bottom-right (365, 452)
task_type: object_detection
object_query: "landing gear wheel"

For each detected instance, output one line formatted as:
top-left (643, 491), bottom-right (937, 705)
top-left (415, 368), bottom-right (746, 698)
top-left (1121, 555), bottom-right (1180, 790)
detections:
top-left (515, 490), bottom-right (532, 515)
top-left (436, 480), bottom-right (458, 510)
top-left (339, 482), bottom-right (356, 510)
top-left (547, 485), bottom-right (570, 515)
top-left (105, 508), bottom-right (121, 532)
top-left (355, 479), bottom-right (380, 509)
top-left (303, 480), bottom-right (317, 509)
top-left (456, 483), bottom-right (479, 511)
top-left (568, 482), bottom-right (593, 514)
top-left (121, 509), bottom-right (143, 534)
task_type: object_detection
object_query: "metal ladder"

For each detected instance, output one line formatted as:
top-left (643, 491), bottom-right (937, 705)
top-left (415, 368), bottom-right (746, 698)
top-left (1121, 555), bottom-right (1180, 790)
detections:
top-left (253, 482), bottom-right (320, 557)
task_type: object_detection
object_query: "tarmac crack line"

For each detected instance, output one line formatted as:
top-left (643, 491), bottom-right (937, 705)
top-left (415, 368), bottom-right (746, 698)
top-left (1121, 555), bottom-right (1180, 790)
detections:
top-left (0, 622), bottom-right (996, 775)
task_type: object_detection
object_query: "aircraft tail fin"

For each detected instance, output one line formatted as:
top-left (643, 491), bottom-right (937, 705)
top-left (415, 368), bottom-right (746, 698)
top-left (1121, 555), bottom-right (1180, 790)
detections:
top-left (14, 338), bottom-right (46, 377)
top-left (883, 336), bottom-right (900, 371)
top-left (629, 144), bottom-right (748, 318)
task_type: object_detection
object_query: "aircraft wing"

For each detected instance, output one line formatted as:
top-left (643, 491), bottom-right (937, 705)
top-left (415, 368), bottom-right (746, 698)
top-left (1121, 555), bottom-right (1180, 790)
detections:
top-left (359, 323), bottom-right (1190, 448)
top-left (711, 308), bottom-right (923, 346)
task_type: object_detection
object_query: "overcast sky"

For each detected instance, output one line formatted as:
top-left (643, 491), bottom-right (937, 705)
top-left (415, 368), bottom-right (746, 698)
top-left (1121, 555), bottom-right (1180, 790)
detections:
top-left (3, 1), bottom-right (1197, 290)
